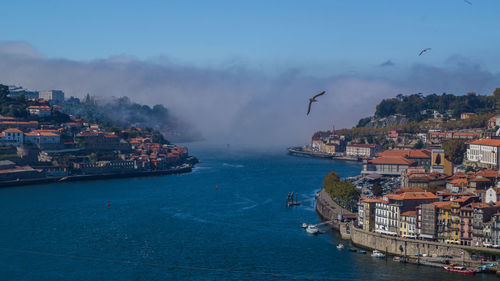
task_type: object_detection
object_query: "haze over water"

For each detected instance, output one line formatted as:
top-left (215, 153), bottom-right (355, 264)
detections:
top-left (0, 145), bottom-right (494, 280)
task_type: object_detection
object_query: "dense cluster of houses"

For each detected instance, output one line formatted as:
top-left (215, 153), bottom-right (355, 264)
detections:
top-left (357, 146), bottom-right (500, 248)
top-left (0, 89), bottom-right (190, 181)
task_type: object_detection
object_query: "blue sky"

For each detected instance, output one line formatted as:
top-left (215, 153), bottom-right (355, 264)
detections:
top-left (1, 0), bottom-right (500, 145)
top-left (2, 0), bottom-right (499, 73)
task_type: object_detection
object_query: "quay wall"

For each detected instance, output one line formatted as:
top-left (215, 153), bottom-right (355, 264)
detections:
top-left (315, 188), bottom-right (500, 264)
top-left (0, 165), bottom-right (193, 188)
top-left (315, 189), bottom-right (354, 230)
top-left (350, 226), bottom-right (472, 259)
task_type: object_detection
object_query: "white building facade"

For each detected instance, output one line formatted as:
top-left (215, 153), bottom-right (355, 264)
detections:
top-left (466, 139), bottom-right (500, 168)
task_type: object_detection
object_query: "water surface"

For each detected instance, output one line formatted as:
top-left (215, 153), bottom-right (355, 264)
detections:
top-left (0, 146), bottom-right (494, 280)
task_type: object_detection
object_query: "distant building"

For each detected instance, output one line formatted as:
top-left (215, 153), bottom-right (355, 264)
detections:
top-left (491, 213), bottom-right (500, 246)
top-left (461, 112), bottom-right (476, 120)
top-left (400, 211), bottom-right (417, 238)
top-left (460, 204), bottom-right (474, 246)
top-left (7, 86), bottom-right (39, 99)
top-left (0, 128), bottom-right (24, 146)
top-left (485, 187), bottom-right (500, 204)
top-left (358, 198), bottom-right (383, 232)
top-left (375, 192), bottom-right (438, 235)
top-left (472, 202), bottom-right (500, 247)
top-left (76, 131), bottom-right (130, 151)
top-left (488, 115), bottom-right (500, 129)
top-left (39, 90), bottom-right (64, 104)
top-left (346, 144), bottom-right (376, 158)
top-left (27, 105), bottom-right (51, 117)
top-left (466, 138), bottom-right (500, 169)
top-left (0, 121), bottom-right (39, 131)
top-left (362, 149), bottom-right (431, 176)
top-left (24, 130), bottom-right (61, 145)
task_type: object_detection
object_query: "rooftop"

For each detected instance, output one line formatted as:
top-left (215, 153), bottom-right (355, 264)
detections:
top-left (369, 156), bottom-right (416, 165)
top-left (470, 138), bottom-right (500, 147)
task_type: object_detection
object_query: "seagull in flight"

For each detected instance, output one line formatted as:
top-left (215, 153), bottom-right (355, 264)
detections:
top-left (419, 48), bottom-right (432, 56)
top-left (307, 91), bottom-right (326, 115)
top-left (464, 0), bottom-right (472, 5)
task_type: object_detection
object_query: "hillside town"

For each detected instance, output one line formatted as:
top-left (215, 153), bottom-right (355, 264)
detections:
top-left (0, 84), bottom-right (195, 186)
top-left (300, 91), bottom-right (500, 253)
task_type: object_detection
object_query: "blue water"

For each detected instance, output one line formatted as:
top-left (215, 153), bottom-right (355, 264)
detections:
top-left (0, 146), bottom-right (495, 280)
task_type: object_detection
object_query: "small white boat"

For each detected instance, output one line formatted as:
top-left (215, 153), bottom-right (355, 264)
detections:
top-left (301, 223), bottom-right (308, 228)
top-left (306, 225), bottom-right (319, 235)
top-left (371, 250), bottom-right (385, 258)
top-left (337, 243), bottom-right (344, 250)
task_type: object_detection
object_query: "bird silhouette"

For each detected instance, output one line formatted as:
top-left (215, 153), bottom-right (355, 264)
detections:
top-left (307, 91), bottom-right (326, 115)
top-left (464, 0), bottom-right (472, 5)
top-left (419, 48), bottom-right (432, 56)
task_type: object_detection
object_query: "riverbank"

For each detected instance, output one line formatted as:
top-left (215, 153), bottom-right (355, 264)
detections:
top-left (315, 187), bottom-right (500, 274)
top-left (0, 160), bottom-right (197, 188)
top-left (287, 147), bottom-right (360, 162)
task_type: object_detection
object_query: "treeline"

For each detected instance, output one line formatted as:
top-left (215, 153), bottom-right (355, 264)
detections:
top-left (374, 90), bottom-right (500, 121)
top-left (323, 171), bottom-right (359, 211)
top-left (62, 95), bottom-right (180, 143)
top-left (63, 96), bottom-right (174, 129)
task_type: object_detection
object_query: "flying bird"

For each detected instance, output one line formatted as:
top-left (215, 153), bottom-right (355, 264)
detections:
top-left (418, 48), bottom-right (432, 56)
top-left (307, 91), bottom-right (326, 115)
top-left (464, 0), bottom-right (472, 5)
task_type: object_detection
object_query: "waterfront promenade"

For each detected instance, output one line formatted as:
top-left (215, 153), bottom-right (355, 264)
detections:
top-left (315, 188), bottom-right (500, 273)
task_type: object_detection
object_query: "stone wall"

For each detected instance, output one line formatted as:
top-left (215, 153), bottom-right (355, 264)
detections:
top-left (315, 189), bottom-right (354, 230)
top-left (315, 188), bottom-right (500, 264)
top-left (350, 224), bottom-right (500, 262)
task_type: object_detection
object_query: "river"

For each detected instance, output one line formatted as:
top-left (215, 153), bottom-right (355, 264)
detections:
top-left (0, 145), bottom-right (495, 280)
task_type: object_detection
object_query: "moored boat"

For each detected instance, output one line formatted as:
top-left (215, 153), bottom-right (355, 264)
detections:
top-left (357, 250), bottom-right (366, 254)
top-left (371, 250), bottom-right (385, 258)
top-left (393, 256), bottom-right (401, 262)
top-left (306, 225), bottom-right (319, 235)
top-left (444, 265), bottom-right (476, 274)
top-left (336, 243), bottom-right (344, 250)
top-left (301, 223), bottom-right (308, 228)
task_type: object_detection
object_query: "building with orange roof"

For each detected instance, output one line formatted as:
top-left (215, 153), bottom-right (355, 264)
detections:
top-left (406, 171), bottom-right (448, 192)
top-left (476, 169), bottom-right (499, 180)
top-left (0, 128), bottom-right (24, 146)
top-left (466, 138), bottom-right (500, 169)
top-left (346, 143), bottom-right (376, 158)
top-left (400, 210), bottom-right (417, 238)
top-left (375, 192), bottom-right (438, 235)
top-left (362, 156), bottom-right (417, 176)
top-left (27, 105), bottom-right (51, 117)
top-left (76, 131), bottom-right (130, 151)
top-left (450, 197), bottom-right (479, 244)
top-left (24, 130), bottom-right (61, 145)
top-left (364, 149), bottom-right (432, 176)
top-left (358, 198), bottom-right (385, 232)
top-left (0, 121), bottom-right (38, 131)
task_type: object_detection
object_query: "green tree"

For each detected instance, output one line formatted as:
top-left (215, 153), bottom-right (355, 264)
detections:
top-left (494, 88), bottom-right (500, 111)
top-left (414, 139), bottom-right (424, 149)
top-left (323, 171), bottom-right (360, 211)
top-left (443, 140), bottom-right (467, 165)
top-left (372, 182), bottom-right (383, 197)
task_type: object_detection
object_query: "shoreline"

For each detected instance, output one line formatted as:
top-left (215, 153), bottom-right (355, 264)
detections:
top-left (314, 188), bottom-right (500, 275)
top-left (0, 158), bottom-right (198, 188)
top-left (287, 147), bottom-right (360, 162)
